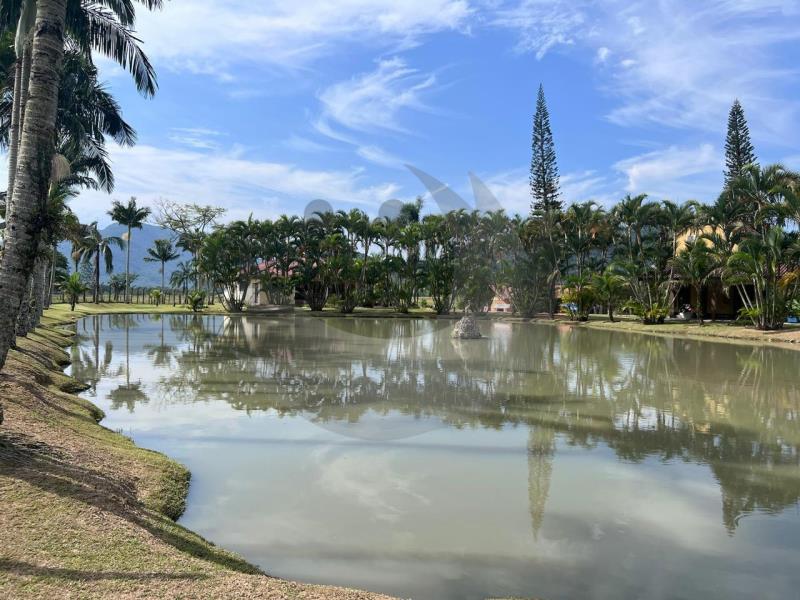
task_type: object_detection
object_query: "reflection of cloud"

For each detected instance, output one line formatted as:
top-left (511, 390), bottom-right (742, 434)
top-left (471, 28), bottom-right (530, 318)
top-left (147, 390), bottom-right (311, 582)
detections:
top-left (315, 447), bottom-right (430, 522)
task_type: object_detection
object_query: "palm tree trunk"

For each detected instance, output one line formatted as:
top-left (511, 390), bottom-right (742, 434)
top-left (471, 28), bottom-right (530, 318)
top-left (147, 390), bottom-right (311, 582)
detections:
top-left (28, 257), bottom-right (45, 331)
top-left (46, 244), bottom-right (56, 307)
top-left (0, 0), bottom-right (67, 373)
top-left (94, 252), bottom-right (100, 303)
top-left (125, 225), bottom-right (132, 303)
top-left (6, 53), bottom-right (23, 210)
top-left (16, 275), bottom-right (33, 337)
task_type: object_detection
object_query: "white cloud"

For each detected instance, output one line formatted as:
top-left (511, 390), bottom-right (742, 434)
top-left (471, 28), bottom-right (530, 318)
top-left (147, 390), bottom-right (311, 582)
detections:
top-left (282, 135), bottom-right (334, 154)
top-left (491, 0), bottom-right (587, 59)
top-left (478, 168), bottom-right (612, 215)
top-left (130, 0), bottom-right (473, 77)
top-left (318, 57), bottom-right (437, 134)
top-left (595, 47), bottom-right (611, 64)
top-left (168, 127), bottom-right (224, 150)
top-left (613, 143), bottom-right (722, 199)
top-left (311, 57), bottom-right (433, 167)
top-left (67, 144), bottom-right (401, 226)
top-left (492, 0), bottom-right (800, 142)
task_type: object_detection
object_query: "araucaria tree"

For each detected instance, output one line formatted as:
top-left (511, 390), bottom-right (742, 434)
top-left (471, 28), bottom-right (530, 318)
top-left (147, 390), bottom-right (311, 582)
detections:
top-left (530, 84), bottom-right (560, 213)
top-left (724, 99), bottom-right (757, 184)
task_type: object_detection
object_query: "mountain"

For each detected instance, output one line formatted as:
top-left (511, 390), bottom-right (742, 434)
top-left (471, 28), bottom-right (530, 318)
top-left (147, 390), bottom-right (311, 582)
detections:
top-left (58, 223), bottom-right (191, 288)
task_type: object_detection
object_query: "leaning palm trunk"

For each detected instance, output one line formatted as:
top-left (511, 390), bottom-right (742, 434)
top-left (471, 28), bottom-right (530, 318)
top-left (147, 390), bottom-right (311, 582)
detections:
top-left (0, 0), bottom-right (68, 372)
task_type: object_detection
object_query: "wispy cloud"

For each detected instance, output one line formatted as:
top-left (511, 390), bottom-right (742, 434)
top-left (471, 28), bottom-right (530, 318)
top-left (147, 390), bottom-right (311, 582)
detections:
top-left (168, 127), bottom-right (224, 150)
top-left (131, 0), bottom-right (474, 78)
top-left (613, 143), bottom-right (722, 200)
top-left (318, 57), bottom-right (437, 134)
top-left (492, 0), bottom-right (800, 142)
top-left (67, 144), bottom-right (401, 226)
top-left (313, 57), bottom-right (437, 167)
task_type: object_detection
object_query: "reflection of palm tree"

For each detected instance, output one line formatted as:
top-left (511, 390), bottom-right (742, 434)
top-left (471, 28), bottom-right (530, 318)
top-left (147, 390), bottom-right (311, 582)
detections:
top-left (123, 314), bottom-right (800, 532)
top-left (527, 426), bottom-right (555, 540)
top-left (108, 314), bottom-right (148, 412)
top-left (108, 383), bottom-right (148, 413)
top-left (145, 316), bottom-right (173, 367)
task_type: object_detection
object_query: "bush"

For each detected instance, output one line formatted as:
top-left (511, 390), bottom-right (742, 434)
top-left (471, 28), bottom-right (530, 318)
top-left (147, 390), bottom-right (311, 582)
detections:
top-left (187, 291), bottom-right (206, 312)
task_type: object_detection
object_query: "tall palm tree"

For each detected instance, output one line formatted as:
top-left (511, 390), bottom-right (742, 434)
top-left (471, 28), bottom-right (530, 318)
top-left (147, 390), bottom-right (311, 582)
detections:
top-left (109, 197), bottom-right (150, 303)
top-left (77, 222), bottom-right (124, 304)
top-left (0, 0), bottom-right (68, 374)
top-left (145, 239), bottom-right (180, 296)
top-left (0, 0), bottom-right (162, 374)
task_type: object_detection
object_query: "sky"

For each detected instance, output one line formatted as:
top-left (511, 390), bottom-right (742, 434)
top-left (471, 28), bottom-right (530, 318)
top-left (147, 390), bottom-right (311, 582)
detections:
top-left (62, 0), bottom-right (800, 226)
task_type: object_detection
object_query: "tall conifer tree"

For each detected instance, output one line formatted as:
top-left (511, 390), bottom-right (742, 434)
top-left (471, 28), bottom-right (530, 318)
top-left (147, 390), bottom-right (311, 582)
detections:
top-left (724, 99), bottom-right (757, 184)
top-left (530, 84), bottom-right (561, 213)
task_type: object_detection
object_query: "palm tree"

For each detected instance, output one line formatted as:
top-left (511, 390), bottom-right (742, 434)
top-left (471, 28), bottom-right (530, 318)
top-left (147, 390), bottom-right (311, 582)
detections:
top-left (63, 272), bottom-right (86, 311)
top-left (670, 240), bottom-right (715, 324)
top-left (0, 0), bottom-right (162, 373)
top-left (592, 270), bottom-right (626, 322)
top-left (170, 260), bottom-right (195, 302)
top-left (0, 0), bottom-right (69, 372)
top-left (77, 223), bottom-right (124, 304)
top-left (108, 197), bottom-right (150, 303)
top-left (733, 163), bottom-right (800, 233)
top-left (145, 239), bottom-right (180, 296)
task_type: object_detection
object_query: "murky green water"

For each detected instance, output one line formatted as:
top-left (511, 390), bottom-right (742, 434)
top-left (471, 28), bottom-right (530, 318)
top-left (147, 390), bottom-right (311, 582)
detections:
top-left (69, 314), bottom-right (800, 600)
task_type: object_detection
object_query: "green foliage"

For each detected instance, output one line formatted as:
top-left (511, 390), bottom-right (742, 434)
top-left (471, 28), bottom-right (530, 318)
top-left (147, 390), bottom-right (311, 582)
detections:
top-left (530, 84), bottom-right (561, 212)
top-left (724, 99), bottom-right (757, 184)
top-left (561, 274), bottom-right (596, 321)
top-left (187, 290), bottom-right (206, 313)
top-left (63, 273), bottom-right (87, 311)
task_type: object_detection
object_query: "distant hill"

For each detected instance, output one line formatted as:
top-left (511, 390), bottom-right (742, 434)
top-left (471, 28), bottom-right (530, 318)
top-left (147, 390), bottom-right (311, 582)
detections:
top-left (59, 223), bottom-right (191, 288)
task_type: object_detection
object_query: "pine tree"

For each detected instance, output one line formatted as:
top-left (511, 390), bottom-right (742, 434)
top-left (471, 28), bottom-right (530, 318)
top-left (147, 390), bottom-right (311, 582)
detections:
top-left (724, 99), bottom-right (757, 184)
top-left (530, 84), bottom-right (561, 213)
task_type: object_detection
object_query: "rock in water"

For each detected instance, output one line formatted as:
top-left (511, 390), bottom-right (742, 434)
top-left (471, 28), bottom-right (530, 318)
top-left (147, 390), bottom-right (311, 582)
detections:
top-left (452, 314), bottom-right (482, 339)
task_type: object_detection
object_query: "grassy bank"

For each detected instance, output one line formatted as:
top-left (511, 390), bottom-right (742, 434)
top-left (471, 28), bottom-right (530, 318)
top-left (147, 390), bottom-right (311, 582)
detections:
top-left (0, 305), bottom-right (395, 599)
top-left (295, 304), bottom-right (800, 349)
top-left (529, 315), bottom-right (800, 349)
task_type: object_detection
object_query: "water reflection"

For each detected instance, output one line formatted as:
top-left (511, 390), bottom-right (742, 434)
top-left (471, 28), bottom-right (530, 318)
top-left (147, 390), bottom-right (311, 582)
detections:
top-left (69, 314), bottom-right (800, 599)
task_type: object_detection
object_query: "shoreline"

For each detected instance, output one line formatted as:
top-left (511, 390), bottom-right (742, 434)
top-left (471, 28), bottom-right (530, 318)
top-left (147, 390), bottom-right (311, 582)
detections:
top-left (0, 303), bottom-right (396, 599)
top-left (3, 302), bottom-right (795, 597)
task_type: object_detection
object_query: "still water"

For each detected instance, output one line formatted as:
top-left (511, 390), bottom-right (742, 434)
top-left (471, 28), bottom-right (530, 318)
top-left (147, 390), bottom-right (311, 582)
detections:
top-left (69, 314), bottom-right (800, 600)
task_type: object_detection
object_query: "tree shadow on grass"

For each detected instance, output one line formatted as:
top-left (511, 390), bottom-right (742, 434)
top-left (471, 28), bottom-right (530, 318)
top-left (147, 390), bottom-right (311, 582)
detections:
top-left (0, 558), bottom-right (208, 581)
top-left (0, 431), bottom-right (262, 577)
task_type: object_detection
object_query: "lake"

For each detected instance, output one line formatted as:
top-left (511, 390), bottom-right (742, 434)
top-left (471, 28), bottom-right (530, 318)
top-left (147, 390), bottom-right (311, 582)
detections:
top-left (68, 313), bottom-right (800, 600)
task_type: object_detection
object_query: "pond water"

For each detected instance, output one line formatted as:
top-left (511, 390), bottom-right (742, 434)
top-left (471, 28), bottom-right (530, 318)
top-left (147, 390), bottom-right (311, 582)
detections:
top-left (69, 314), bottom-right (800, 600)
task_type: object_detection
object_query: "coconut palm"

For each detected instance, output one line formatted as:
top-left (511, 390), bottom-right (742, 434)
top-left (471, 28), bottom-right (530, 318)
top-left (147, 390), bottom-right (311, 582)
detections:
top-left (0, 0), bottom-right (69, 372)
top-left (145, 239), bottom-right (180, 295)
top-left (77, 223), bottom-right (124, 304)
top-left (109, 197), bottom-right (150, 303)
top-left (0, 0), bottom-right (162, 373)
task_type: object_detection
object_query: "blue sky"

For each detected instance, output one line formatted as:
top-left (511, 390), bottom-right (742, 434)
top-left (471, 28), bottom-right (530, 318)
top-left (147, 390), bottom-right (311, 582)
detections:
top-left (67, 0), bottom-right (800, 225)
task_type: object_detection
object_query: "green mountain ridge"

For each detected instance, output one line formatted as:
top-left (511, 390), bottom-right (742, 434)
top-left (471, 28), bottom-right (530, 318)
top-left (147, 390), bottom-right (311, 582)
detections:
top-left (59, 223), bottom-right (191, 288)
